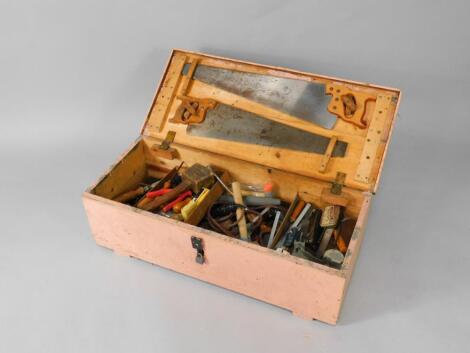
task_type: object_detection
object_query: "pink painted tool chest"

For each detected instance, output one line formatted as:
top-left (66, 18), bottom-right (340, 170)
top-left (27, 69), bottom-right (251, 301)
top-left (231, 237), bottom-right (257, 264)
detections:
top-left (83, 49), bottom-right (401, 324)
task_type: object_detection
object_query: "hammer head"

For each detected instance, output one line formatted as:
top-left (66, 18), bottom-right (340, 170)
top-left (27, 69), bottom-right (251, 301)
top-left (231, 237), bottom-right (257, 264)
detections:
top-left (182, 163), bottom-right (214, 194)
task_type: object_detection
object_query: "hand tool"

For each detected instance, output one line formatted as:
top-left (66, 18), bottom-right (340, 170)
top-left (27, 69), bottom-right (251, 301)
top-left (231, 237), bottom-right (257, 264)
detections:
top-left (290, 200), bottom-right (306, 222)
top-left (323, 249), bottom-right (345, 268)
top-left (232, 181), bottom-right (249, 241)
top-left (172, 198), bottom-right (192, 214)
top-left (240, 190), bottom-right (272, 198)
top-left (334, 218), bottom-right (356, 254)
top-left (181, 199), bottom-right (197, 220)
top-left (136, 162), bottom-right (184, 208)
top-left (207, 166), bottom-right (233, 195)
top-left (283, 227), bottom-right (302, 249)
top-left (316, 205), bottom-right (341, 257)
top-left (206, 202), bottom-right (262, 237)
top-left (304, 209), bottom-right (322, 245)
top-left (218, 194), bottom-right (281, 206)
top-left (185, 170), bottom-right (232, 226)
top-left (181, 188), bottom-right (210, 221)
top-left (248, 207), bottom-right (271, 237)
top-left (268, 194), bottom-right (299, 249)
top-left (142, 163), bottom-right (214, 212)
top-left (162, 190), bottom-right (193, 212)
top-left (316, 228), bottom-right (335, 258)
top-left (297, 206), bottom-right (314, 238)
top-left (181, 63), bottom-right (376, 129)
top-left (240, 182), bottom-right (274, 193)
top-left (320, 205), bottom-right (341, 228)
top-left (146, 188), bottom-right (172, 198)
top-left (113, 180), bottom-right (162, 204)
top-left (267, 210), bottom-right (281, 248)
top-left (279, 203), bottom-right (312, 249)
top-left (249, 207), bottom-right (271, 226)
top-left (187, 103), bottom-right (347, 157)
top-left (291, 203), bottom-right (312, 229)
top-left (292, 241), bottom-right (317, 261)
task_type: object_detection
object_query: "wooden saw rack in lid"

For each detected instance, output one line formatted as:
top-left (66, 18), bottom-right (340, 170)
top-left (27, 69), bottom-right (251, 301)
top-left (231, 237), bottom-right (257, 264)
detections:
top-left (143, 50), bottom-right (400, 194)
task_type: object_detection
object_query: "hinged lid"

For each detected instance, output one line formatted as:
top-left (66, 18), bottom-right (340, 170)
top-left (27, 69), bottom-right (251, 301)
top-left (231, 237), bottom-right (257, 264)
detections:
top-left (142, 49), bottom-right (401, 193)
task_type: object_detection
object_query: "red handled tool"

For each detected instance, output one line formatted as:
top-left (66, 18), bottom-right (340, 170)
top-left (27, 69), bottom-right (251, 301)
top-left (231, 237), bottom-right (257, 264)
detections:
top-left (162, 190), bottom-right (193, 212)
top-left (146, 188), bottom-right (173, 199)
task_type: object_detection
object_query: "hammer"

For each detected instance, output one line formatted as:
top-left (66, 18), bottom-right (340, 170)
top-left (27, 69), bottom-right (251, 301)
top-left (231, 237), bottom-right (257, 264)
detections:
top-left (142, 163), bottom-right (214, 212)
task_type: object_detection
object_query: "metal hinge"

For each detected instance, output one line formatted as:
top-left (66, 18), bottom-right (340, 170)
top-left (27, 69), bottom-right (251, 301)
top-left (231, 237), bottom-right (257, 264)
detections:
top-left (153, 130), bottom-right (178, 160)
top-left (331, 172), bottom-right (346, 195)
top-left (159, 130), bottom-right (176, 150)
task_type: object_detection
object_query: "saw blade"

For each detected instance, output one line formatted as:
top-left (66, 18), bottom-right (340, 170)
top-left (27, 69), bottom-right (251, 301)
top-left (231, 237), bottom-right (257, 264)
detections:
top-left (183, 64), bottom-right (336, 129)
top-left (187, 104), bottom-right (347, 157)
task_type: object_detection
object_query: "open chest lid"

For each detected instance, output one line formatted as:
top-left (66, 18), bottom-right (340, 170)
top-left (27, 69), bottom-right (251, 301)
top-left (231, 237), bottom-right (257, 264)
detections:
top-left (142, 49), bottom-right (401, 193)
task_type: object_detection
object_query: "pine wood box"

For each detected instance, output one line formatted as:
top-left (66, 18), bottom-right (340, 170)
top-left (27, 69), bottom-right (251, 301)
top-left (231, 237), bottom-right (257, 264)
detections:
top-left (82, 49), bottom-right (401, 324)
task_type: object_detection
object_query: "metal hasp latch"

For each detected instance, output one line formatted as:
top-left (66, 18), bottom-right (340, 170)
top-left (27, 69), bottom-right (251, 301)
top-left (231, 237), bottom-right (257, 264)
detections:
top-left (191, 236), bottom-right (205, 264)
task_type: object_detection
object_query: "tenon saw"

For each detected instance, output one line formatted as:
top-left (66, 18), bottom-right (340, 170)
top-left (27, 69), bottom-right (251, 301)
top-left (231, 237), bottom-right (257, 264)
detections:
top-left (181, 63), bottom-right (376, 129)
top-left (187, 103), bottom-right (347, 157)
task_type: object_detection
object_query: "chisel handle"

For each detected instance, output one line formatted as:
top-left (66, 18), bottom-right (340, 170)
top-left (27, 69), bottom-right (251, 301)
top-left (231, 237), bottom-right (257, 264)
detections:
top-left (136, 196), bottom-right (152, 209)
top-left (114, 186), bottom-right (145, 203)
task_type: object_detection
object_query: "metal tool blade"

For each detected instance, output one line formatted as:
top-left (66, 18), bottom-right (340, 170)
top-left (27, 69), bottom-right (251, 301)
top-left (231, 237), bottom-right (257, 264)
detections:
top-left (187, 104), bottom-right (347, 156)
top-left (183, 64), bottom-right (336, 129)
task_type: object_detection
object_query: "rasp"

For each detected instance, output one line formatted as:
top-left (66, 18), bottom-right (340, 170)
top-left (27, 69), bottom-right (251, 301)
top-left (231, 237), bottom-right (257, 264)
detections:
top-left (187, 103), bottom-right (347, 157)
top-left (182, 63), bottom-right (376, 129)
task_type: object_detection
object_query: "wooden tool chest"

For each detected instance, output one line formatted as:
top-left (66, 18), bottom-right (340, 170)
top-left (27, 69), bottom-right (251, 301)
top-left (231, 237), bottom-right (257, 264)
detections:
top-left (82, 49), bottom-right (401, 324)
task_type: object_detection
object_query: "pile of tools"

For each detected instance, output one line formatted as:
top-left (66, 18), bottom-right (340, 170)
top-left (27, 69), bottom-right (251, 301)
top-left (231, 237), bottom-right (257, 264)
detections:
top-left (113, 162), bottom-right (355, 269)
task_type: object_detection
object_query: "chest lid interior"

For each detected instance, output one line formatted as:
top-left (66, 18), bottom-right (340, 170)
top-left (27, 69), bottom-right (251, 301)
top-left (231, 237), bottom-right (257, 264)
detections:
top-left (142, 49), bottom-right (401, 193)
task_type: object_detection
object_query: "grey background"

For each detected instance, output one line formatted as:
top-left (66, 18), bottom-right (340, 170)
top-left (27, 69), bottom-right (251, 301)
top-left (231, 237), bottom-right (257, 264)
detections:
top-left (1, 0), bottom-right (469, 352)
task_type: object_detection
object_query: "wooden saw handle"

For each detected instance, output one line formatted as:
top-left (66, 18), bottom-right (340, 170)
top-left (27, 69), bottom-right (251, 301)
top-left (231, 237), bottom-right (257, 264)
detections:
top-left (170, 95), bottom-right (217, 125)
top-left (325, 83), bottom-right (376, 129)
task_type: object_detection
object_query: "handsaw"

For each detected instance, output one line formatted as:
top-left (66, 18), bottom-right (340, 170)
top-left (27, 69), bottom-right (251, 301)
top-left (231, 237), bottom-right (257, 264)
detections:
top-left (187, 103), bottom-right (347, 157)
top-left (181, 63), bottom-right (376, 129)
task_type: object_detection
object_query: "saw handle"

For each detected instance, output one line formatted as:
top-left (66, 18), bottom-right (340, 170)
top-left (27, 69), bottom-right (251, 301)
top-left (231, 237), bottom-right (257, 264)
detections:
top-left (326, 83), bottom-right (376, 129)
top-left (170, 95), bottom-right (217, 125)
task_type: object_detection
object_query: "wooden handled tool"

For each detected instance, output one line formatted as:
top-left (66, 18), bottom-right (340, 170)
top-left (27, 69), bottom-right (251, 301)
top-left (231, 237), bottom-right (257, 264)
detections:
top-left (134, 162), bottom-right (183, 209)
top-left (142, 181), bottom-right (191, 211)
top-left (113, 168), bottom-right (180, 204)
top-left (162, 190), bottom-right (192, 212)
top-left (172, 198), bottom-right (192, 214)
top-left (142, 163), bottom-right (214, 212)
top-left (232, 181), bottom-right (249, 241)
top-left (113, 186), bottom-right (147, 203)
top-left (290, 200), bottom-right (306, 222)
top-left (268, 193), bottom-right (299, 249)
